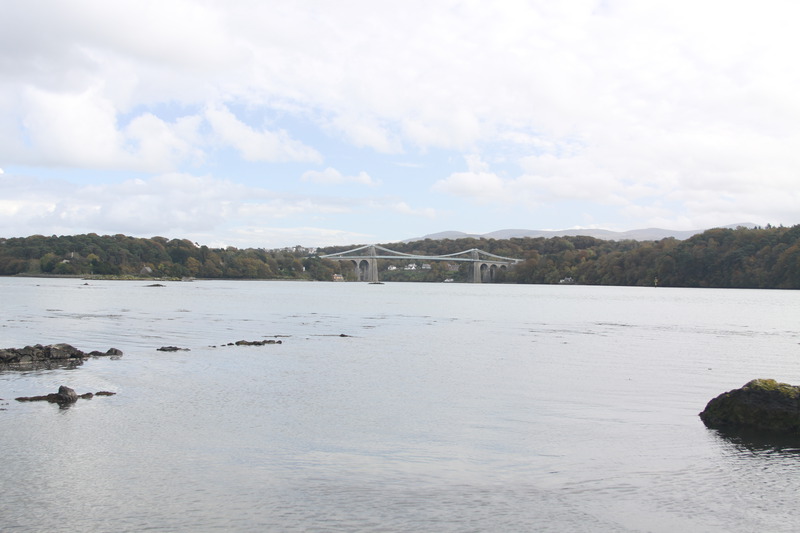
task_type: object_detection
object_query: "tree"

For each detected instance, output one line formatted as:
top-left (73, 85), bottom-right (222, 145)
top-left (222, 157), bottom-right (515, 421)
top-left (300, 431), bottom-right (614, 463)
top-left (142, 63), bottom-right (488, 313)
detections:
top-left (40, 252), bottom-right (59, 273)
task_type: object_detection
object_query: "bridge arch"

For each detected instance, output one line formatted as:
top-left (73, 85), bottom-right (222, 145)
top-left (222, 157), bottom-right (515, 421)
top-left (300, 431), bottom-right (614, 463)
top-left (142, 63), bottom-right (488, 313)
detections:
top-left (473, 262), bottom-right (509, 282)
top-left (351, 258), bottom-right (378, 282)
top-left (480, 263), bottom-right (489, 282)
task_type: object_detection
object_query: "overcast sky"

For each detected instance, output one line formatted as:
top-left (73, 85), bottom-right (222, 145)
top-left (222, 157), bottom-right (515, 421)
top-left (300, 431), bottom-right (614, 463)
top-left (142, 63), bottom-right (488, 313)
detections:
top-left (1, 1), bottom-right (798, 249)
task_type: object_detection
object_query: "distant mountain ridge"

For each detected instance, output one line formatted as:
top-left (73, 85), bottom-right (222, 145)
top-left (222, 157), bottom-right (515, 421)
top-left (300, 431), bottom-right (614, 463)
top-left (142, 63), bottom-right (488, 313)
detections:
top-left (405, 223), bottom-right (757, 243)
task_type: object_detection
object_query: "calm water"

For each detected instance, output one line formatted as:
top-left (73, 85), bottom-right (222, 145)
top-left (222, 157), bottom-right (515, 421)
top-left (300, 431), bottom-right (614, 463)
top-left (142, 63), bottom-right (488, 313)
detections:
top-left (1, 277), bottom-right (799, 532)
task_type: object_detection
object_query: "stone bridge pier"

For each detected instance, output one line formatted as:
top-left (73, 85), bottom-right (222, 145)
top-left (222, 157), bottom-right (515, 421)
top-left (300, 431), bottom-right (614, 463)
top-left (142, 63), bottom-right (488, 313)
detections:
top-left (349, 245), bottom-right (379, 282)
top-left (469, 249), bottom-right (508, 283)
top-left (352, 257), bottom-right (378, 282)
top-left (471, 262), bottom-right (508, 283)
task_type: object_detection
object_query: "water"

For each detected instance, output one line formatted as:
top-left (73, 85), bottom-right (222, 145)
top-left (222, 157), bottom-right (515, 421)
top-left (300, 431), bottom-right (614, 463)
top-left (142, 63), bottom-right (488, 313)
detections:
top-left (1, 277), bottom-right (799, 532)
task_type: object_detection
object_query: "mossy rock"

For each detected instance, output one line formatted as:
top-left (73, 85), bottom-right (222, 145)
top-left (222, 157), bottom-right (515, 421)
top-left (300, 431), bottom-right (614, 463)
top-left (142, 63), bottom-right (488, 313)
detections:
top-left (700, 379), bottom-right (800, 433)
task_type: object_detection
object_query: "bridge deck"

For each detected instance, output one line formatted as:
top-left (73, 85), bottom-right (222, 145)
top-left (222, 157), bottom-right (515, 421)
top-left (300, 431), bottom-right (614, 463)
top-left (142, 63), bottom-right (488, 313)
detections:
top-left (318, 245), bottom-right (521, 283)
top-left (322, 254), bottom-right (512, 263)
top-left (320, 245), bottom-right (521, 264)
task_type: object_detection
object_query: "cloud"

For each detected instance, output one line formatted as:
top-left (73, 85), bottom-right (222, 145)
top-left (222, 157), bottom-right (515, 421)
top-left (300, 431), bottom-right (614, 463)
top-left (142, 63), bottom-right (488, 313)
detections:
top-left (432, 155), bottom-right (514, 204)
top-left (202, 226), bottom-right (371, 250)
top-left (385, 201), bottom-right (437, 218)
top-left (20, 85), bottom-right (126, 168)
top-left (0, 173), bottom-right (269, 233)
top-left (125, 113), bottom-right (205, 169)
top-left (326, 114), bottom-right (401, 153)
top-left (5, 1), bottom-right (800, 163)
top-left (237, 199), bottom-right (351, 219)
top-left (7, 86), bottom-right (205, 171)
top-left (2, 1), bottom-right (800, 241)
top-left (301, 167), bottom-right (377, 186)
top-left (205, 105), bottom-right (322, 163)
top-left (3, 93), bottom-right (320, 170)
top-left (433, 142), bottom-right (798, 232)
top-left (0, 171), bottom-right (413, 247)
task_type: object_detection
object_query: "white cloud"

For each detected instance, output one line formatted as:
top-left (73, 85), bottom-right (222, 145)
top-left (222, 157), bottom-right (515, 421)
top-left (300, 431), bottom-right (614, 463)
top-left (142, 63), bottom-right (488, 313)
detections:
top-left (5, 1), bottom-right (800, 163)
top-left (2, 1), bottom-right (800, 240)
top-left (203, 226), bottom-right (371, 250)
top-left (385, 201), bottom-right (437, 218)
top-left (301, 167), bottom-right (377, 186)
top-left (5, 90), bottom-right (319, 170)
top-left (432, 155), bottom-right (515, 204)
top-left (0, 171), bottom-right (406, 247)
top-left (125, 113), bottom-right (205, 170)
top-left (8, 86), bottom-right (205, 171)
top-left (205, 105), bottom-right (322, 163)
top-left (326, 114), bottom-right (401, 153)
top-left (20, 85), bottom-right (126, 168)
top-left (238, 199), bottom-right (351, 219)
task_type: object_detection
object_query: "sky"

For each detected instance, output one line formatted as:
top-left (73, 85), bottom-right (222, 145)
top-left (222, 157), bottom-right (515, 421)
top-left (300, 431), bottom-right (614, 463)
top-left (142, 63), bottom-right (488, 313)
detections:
top-left (1, 0), bottom-right (799, 249)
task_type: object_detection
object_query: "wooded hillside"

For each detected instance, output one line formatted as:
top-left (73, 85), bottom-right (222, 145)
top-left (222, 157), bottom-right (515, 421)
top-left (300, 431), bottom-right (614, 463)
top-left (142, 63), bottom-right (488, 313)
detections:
top-left (0, 233), bottom-right (334, 281)
top-left (1, 225), bottom-right (798, 288)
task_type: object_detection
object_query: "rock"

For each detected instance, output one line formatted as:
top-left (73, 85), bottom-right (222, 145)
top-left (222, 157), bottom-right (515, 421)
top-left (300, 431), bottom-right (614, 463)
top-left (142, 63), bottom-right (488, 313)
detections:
top-left (0, 349), bottom-right (15, 363)
top-left (157, 346), bottom-right (189, 352)
top-left (233, 339), bottom-right (282, 346)
top-left (16, 387), bottom-right (116, 404)
top-left (56, 386), bottom-right (78, 404)
top-left (15, 394), bottom-right (52, 402)
top-left (15, 386), bottom-right (79, 405)
top-left (88, 347), bottom-right (123, 357)
top-left (699, 379), bottom-right (800, 433)
top-left (0, 344), bottom-right (122, 370)
top-left (48, 343), bottom-right (82, 359)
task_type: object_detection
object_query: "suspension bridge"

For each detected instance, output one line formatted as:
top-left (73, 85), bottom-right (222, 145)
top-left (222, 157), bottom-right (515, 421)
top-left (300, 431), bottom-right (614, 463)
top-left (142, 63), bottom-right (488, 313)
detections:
top-left (319, 245), bottom-right (522, 283)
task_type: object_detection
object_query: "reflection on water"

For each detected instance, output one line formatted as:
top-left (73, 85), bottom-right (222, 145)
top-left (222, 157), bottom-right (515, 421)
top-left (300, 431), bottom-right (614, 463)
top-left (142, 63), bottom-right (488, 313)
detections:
top-left (711, 426), bottom-right (800, 455)
top-left (2, 278), bottom-right (800, 532)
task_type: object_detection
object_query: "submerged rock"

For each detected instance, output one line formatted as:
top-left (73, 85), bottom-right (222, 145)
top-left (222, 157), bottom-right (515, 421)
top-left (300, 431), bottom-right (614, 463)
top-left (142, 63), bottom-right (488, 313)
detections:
top-left (700, 379), bottom-right (800, 433)
top-left (16, 386), bottom-right (116, 405)
top-left (87, 348), bottom-right (124, 357)
top-left (157, 346), bottom-right (189, 352)
top-left (231, 339), bottom-right (282, 346)
top-left (0, 344), bottom-right (123, 370)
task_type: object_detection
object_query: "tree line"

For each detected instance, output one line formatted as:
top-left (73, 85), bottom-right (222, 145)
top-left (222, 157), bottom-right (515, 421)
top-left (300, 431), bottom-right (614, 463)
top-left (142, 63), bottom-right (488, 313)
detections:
top-left (0, 233), bottom-right (337, 281)
top-left (0, 225), bottom-right (798, 288)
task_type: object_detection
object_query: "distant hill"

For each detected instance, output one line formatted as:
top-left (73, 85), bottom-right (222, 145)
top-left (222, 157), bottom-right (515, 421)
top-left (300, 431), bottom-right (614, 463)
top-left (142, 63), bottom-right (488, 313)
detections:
top-left (406, 224), bottom-right (757, 243)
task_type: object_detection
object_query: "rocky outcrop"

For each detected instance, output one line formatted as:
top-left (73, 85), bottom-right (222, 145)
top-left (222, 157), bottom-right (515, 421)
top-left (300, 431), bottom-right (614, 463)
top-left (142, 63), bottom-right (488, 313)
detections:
top-left (231, 339), bottom-right (282, 346)
top-left (207, 339), bottom-right (284, 348)
top-left (56, 385), bottom-right (78, 403)
top-left (16, 385), bottom-right (116, 405)
top-left (0, 344), bottom-right (122, 370)
top-left (700, 379), bottom-right (800, 433)
top-left (157, 346), bottom-right (189, 352)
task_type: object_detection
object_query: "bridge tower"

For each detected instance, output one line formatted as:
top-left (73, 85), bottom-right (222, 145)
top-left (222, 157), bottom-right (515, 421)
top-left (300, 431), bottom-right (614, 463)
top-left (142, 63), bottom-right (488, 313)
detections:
top-left (365, 245), bottom-right (378, 282)
top-left (470, 249), bottom-right (482, 283)
top-left (353, 245), bottom-right (379, 282)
